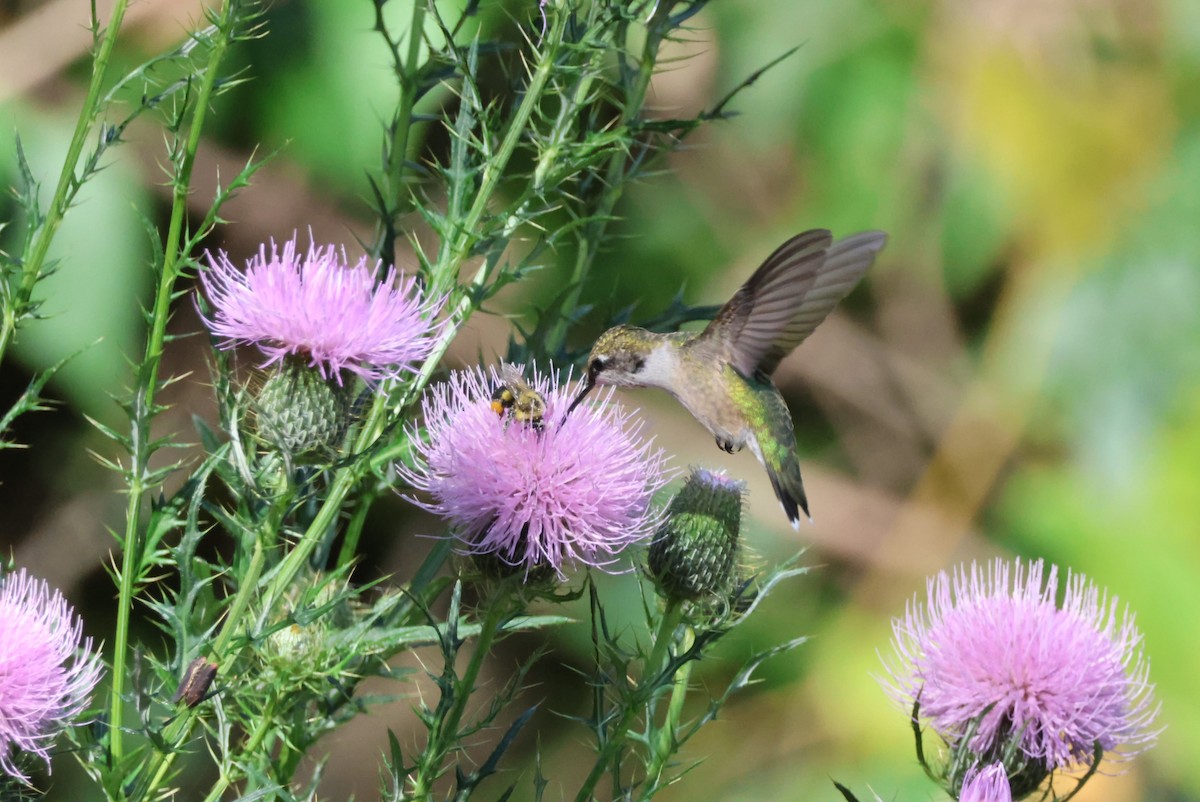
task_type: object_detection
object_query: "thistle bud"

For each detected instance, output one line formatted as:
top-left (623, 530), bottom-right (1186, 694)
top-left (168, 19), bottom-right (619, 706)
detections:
top-left (946, 731), bottom-right (1049, 801)
top-left (958, 763), bottom-right (1013, 802)
top-left (259, 577), bottom-right (347, 688)
top-left (648, 467), bottom-right (744, 603)
top-left (265, 622), bottom-right (323, 665)
top-left (254, 358), bottom-right (354, 456)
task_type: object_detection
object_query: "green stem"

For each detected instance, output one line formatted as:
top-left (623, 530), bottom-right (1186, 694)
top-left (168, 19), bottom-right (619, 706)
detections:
top-left (643, 624), bottom-right (695, 794)
top-left (108, 3), bottom-right (237, 763)
top-left (212, 532), bottom-right (270, 658)
top-left (545, 9), bottom-right (668, 355)
top-left (197, 696), bottom-right (279, 802)
top-left (335, 484), bottom-right (379, 569)
top-left (408, 590), bottom-right (512, 800)
top-left (257, 307), bottom-right (458, 630)
top-left (262, 458), bottom-right (364, 613)
top-left (0, 0), bottom-right (131, 367)
top-left (431, 5), bottom-right (566, 300)
top-left (573, 600), bottom-right (683, 802)
top-left (135, 504), bottom-right (274, 802)
top-left (269, 188), bottom-right (499, 595)
top-left (372, 0), bottom-right (427, 263)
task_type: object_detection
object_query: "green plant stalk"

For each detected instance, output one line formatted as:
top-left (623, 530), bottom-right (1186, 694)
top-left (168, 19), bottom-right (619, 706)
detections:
top-left (371, 0), bottom-right (427, 262)
top-left (197, 696), bottom-right (280, 802)
top-left (393, 0), bottom-right (426, 185)
top-left (573, 600), bottom-right (684, 802)
top-left (257, 306), bottom-right (459, 618)
top-left (276, 1), bottom-right (435, 585)
top-left (643, 623), bottom-right (695, 795)
top-left (0, 0), bottom-right (131, 367)
top-left (334, 483), bottom-right (379, 569)
top-left (109, 0), bottom-right (238, 762)
top-left (261, 453), bottom-right (367, 613)
top-left (430, 4), bottom-right (566, 301)
top-left (529, 13), bottom-right (604, 197)
top-left (545, 10), bottom-right (669, 355)
top-left (135, 498), bottom-right (277, 802)
top-left (408, 591), bottom-right (512, 800)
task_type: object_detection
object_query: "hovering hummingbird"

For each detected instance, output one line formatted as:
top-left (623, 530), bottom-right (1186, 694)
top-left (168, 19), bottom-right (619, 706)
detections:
top-left (567, 229), bottom-right (887, 528)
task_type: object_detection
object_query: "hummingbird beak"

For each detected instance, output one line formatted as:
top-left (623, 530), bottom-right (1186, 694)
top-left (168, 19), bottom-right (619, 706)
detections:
top-left (565, 371), bottom-right (596, 417)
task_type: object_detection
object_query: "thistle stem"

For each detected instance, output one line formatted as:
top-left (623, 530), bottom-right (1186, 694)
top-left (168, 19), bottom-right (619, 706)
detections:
top-left (135, 499), bottom-right (276, 802)
top-left (644, 623), bottom-right (695, 794)
top-left (431, 4), bottom-right (566, 300)
top-left (196, 697), bottom-right (279, 802)
top-left (109, 0), bottom-right (237, 763)
top-left (545, 5), bottom-right (670, 355)
top-left (573, 600), bottom-right (684, 802)
top-left (334, 484), bottom-right (379, 569)
top-left (408, 587), bottom-right (513, 800)
top-left (371, 0), bottom-right (427, 264)
top-left (268, 0), bottom-right (571, 597)
top-left (0, 0), bottom-right (131, 367)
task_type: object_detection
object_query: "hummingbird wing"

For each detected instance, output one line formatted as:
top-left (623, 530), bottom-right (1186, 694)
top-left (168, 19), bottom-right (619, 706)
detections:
top-left (701, 229), bottom-right (887, 377)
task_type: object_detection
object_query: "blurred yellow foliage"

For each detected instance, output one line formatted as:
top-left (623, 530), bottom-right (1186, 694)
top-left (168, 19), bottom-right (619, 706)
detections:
top-left (939, 39), bottom-right (1172, 258)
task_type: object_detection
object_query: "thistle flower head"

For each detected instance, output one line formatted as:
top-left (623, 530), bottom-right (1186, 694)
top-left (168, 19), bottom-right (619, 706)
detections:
top-left (959, 763), bottom-right (1012, 802)
top-left (881, 559), bottom-right (1158, 783)
top-left (0, 570), bottom-right (103, 781)
top-left (199, 235), bottom-right (443, 384)
top-left (399, 364), bottom-right (670, 576)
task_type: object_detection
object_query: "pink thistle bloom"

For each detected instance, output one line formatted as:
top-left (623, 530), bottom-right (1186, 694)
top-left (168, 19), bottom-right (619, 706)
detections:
top-left (959, 763), bottom-right (1012, 802)
top-left (399, 364), bottom-right (670, 576)
top-left (881, 559), bottom-right (1158, 774)
top-left (199, 236), bottom-right (443, 384)
top-left (0, 570), bottom-right (103, 781)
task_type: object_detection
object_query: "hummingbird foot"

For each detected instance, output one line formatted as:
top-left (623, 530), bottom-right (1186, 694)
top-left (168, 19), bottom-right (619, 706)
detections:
top-left (714, 436), bottom-right (739, 454)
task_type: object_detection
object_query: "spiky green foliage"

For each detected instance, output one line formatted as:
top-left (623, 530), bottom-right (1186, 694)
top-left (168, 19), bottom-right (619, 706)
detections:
top-left (570, 564), bottom-right (810, 802)
top-left (7, 1), bottom-right (814, 801)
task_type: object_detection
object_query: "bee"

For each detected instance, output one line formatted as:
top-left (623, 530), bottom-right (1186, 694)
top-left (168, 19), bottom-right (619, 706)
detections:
top-left (490, 364), bottom-right (547, 433)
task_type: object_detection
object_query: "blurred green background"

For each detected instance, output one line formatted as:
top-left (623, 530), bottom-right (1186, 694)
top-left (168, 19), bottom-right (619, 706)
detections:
top-left (1, 0), bottom-right (1197, 799)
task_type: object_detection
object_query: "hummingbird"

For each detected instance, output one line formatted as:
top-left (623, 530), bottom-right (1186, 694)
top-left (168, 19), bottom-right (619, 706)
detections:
top-left (566, 229), bottom-right (887, 528)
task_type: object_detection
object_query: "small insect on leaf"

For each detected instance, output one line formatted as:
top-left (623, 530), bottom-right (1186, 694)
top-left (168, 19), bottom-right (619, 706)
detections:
top-left (172, 657), bottom-right (219, 708)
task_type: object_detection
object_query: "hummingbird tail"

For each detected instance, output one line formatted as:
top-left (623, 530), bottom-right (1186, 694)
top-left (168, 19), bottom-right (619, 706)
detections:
top-left (764, 458), bottom-right (810, 530)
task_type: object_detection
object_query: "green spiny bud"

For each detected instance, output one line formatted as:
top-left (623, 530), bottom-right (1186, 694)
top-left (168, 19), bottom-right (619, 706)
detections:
top-left (265, 622), bottom-right (322, 664)
top-left (649, 467), bottom-right (744, 603)
top-left (260, 577), bottom-right (348, 687)
top-left (254, 358), bottom-right (354, 456)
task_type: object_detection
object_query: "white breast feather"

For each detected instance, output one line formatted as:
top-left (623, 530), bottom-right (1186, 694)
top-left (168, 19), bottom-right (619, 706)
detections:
top-left (637, 343), bottom-right (678, 388)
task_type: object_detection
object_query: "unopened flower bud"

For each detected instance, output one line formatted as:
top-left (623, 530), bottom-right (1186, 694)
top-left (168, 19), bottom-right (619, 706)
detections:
top-left (266, 622), bottom-right (322, 664)
top-left (255, 358), bottom-right (354, 456)
top-left (959, 763), bottom-right (1012, 802)
top-left (649, 468), bottom-right (744, 602)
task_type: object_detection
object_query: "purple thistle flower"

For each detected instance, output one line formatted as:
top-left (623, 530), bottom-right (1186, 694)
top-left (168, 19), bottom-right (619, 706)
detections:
top-left (399, 364), bottom-right (670, 576)
top-left (882, 559), bottom-right (1158, 776)
top-left (199, 235), bottom-right (443, 384)
top-left (959, 763), bottom-right (1012, 802)
top-left (0, 570), bottom-right (103, 781)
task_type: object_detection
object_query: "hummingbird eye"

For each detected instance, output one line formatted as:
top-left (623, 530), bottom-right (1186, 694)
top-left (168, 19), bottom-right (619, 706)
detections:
top-left (590, 356), bottom-right (607, 374)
